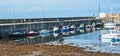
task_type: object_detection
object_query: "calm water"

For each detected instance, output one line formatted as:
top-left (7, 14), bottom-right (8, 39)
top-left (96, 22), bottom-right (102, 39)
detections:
top-left (12, 26), bottom-right (120, 54)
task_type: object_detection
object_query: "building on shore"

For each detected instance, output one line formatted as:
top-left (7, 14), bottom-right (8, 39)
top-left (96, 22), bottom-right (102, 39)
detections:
top-left (100, 13), bottom-right (120, 25)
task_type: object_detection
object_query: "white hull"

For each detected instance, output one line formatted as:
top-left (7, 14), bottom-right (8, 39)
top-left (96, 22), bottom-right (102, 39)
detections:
top-left (70, 31), bottom-right (76, 34)
top-left (101, 34), bottom-right (117, 39)
top-left (53, 26), bottom-right (59, 33)
top-left (39, 29), bottom-right (50, 34)
top-left (53, 33), bottom-right (59, 37)
top-left (101, 38), bottom-right (113, 43)
top-left (104, 22), bottom-right (116, 26)
top-left (100, 30), bottom-right (120, 43)
top-left (70, 25), bottom-right (76, 34)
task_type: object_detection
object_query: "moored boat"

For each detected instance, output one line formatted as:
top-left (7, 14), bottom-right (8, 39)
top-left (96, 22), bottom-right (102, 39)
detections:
top-left (39, 29), bottom-right (50, 34)
top-left (9, 30), bottom-right (25, 37)
top-left (100, 30), bottom-right (120, 44)
top-left (53, 26), bottom-right (59, 33)
top-left (70, 25), bottom-right (76, 34)
top-left (26, 31), bottom-right (38, 37)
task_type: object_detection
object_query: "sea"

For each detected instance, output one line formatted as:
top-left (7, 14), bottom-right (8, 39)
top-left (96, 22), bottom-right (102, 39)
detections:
top-left (11, 26), bottom-right (120, 54)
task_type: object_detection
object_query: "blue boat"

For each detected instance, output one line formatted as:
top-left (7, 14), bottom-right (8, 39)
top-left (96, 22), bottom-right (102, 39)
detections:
top-left (9, 29), bottom-right (25, 37)
top-left (60, 26), bottom-right (69, 33)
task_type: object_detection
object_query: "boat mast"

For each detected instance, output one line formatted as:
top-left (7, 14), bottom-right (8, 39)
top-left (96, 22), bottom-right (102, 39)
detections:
top-left (41, 0), bottom-right (44, 30)
top-left (98, 0), bottom-right (101, 48)
top-left (98, 2), bottom-right (100, 19)
top-left (13, 10), bottom-right (16, 30)
top-left (110, 7), bottom-right (113, 22)
top-left (29, 12), bottom-right (32, 31)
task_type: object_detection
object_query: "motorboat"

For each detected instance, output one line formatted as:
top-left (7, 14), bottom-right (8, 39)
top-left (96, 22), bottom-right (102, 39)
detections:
top-left (104, 22), bottom-right (117, 26)
top-left (104, 20), bottom-right (117, 28)
top-left (100, 30), bottom-right (120, 44)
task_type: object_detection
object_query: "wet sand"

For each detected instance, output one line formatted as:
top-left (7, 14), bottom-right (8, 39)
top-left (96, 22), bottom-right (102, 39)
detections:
top-left (0, 40), bottom-right (120, 56)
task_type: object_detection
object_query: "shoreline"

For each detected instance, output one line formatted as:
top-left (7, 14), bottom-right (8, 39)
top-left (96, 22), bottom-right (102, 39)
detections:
top-left (0, 40), bottom-right (120, 56)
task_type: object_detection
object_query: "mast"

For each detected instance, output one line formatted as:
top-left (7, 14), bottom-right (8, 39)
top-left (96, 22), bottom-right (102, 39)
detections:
top-left (29, 12), bottom-right (32, 31)
top-left (13, 10), bottom-right (16, 30)
top-left (41, 0), bottom-right (44, 29)
top-left (110, 7), bottom-right (113, 22)
top-left (98, 2), bottom-right (100, 19)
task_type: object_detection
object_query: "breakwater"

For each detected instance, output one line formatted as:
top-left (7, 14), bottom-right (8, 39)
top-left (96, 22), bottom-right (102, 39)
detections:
top-left (0, 17), bottom-right (102, 39)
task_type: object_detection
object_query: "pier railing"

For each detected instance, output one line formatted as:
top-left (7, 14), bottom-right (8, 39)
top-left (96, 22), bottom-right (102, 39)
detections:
top-left (0, 18), bottom-right (98, 26)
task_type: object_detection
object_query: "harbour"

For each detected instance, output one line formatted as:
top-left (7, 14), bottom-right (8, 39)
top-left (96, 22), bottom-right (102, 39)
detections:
top-left (0, 16), bottom-right (102, 39)
top-left (0, 0), bottom-right (120, 56)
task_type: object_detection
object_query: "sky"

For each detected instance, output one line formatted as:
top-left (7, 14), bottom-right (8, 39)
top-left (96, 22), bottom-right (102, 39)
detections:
top-left (0, 0), bottom-right (120, 19)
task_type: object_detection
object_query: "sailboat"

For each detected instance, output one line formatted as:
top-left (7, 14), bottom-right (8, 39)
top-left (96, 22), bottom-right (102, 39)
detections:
top-left (9, 29), bottom-right (25, 37)
top-left (104, 7), bottom-right (117, 28)
top-left (70, 25), bottom-right (76, 34)
top-left (9, 11), bottom-right (25, 38)
top-left (60, 26), bottom-right (70, 35)
top-left (39, 0), bottom-right (50, 34)
top-left (104, 19), bottom-right (117, 28)
top-left (26, 31), bottom-right (38, 37)
top-left (26, 19), bottom-right (38, 37)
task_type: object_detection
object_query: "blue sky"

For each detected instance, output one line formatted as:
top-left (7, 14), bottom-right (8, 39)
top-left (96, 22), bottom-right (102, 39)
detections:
top-left (0, 0), bottom-right (120, 19)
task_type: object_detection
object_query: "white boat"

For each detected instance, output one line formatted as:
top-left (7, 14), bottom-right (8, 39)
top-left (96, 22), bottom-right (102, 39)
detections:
top-left (53, 33), bottom-right (59, 37)
top-left (100, 30), bottom-right (120, 44)
top-left (79, 24), bottom-right (84, 29)
top-left (53, 26), bottom-right (59, 33)
top-left (39, 29), bottom-right (50, 34)
top-left (70, 25), bottom-right (76, 34)
top-left (80, 29), bottom-right (85, 33)
top-left (39, 33), bottom-right (51, 37)
top-left (85, 25), bottom-right (92, 32)
top-left (104, 22), bottom-right (116, 26)
top-left (104, 19), bottom-right (117, 28)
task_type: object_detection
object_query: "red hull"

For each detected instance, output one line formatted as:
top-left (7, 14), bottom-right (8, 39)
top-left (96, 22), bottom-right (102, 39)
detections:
top-left (26, 33), bottom-right (38, 37)
top-left (70, 28), bottom-right (77, 31)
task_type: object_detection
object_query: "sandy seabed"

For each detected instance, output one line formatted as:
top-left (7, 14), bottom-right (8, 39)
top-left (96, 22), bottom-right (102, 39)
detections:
top-left (0, 40), bottom-right (120, 56)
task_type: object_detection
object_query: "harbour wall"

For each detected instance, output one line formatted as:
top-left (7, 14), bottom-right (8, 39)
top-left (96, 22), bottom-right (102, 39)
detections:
top-left (0, 17), bottom-right (102, 39)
